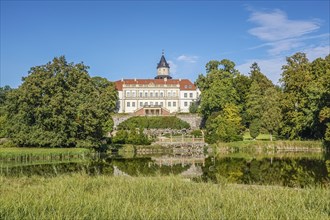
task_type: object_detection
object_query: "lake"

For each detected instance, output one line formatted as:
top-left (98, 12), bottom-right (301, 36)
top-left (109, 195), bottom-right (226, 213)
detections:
top-left (1, 148), bottom-right (329, 188)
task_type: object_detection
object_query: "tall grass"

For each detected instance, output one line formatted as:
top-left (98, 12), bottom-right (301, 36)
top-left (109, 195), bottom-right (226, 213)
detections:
top-left (216, 140), bottom-right (324, 153)
top-left (0, 147), bottom-right (90, 158)
top-left (0, 175), bottom-right (329, 219)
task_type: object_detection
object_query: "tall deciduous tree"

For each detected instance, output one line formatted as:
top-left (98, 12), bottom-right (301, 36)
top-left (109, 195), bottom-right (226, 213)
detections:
top-left (261, 87), bottom-right (282, 141)
top-left (6, 56), bottom-right (118, 148)
top-left (0, 86), bottom-right (12, 138)
top-left (280, 52), bottom-right (315, 139)
top-left (197, 59), bottom-right (240, 118)
top-left (210, 104), bottom-right (243, 143)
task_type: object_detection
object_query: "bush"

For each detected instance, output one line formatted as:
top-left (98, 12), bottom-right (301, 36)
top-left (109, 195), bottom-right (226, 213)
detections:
top-left (118, 116), bottom-right (190, 129)
top-left (191, 129), bottom-right (203, 137)
top-left (112, 128), bottom-right (151, 145)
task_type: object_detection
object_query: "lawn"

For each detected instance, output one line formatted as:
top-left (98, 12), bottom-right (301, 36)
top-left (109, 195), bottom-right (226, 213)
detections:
top-left (243, 132), bottom-right (274, 140)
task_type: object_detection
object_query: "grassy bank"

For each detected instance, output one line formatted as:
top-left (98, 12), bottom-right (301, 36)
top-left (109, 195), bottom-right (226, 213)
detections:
top-left (216, 140), bottom-right (324, 153)
top-left (0, 147), bottom-right (90, 160)
top-left (0, 175), bottom-right (329, 219)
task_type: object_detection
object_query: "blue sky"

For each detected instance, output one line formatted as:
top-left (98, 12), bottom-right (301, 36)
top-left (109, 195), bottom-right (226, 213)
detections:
top-left (1, 1), bottom-right (329, 88)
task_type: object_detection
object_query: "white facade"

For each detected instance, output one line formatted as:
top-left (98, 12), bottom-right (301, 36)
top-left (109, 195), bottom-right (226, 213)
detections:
top-left (115, 79), bottom-right (199, 114)
top-left (114, 54), bottom-right (200, 115)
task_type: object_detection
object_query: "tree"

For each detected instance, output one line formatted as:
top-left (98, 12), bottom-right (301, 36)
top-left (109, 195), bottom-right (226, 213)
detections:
top-left (198, 59), bottom-right (240, 118)
top-left (205, 60), bottom-right (221, 73)
top-left (261, 87), bottom-right (282, 141)
top-left (0, 86), bottom-right (12, 138)
top-left (280, 52), bottom-right (325, 139)
top-left (6, 56), bottom-right (118, 148)
top-left (233, 74), bottom-right (251, 127)
top-left (206, 104), bottom-right (243, 143)
top-left (249, 120), bottom-right (261, 140)
top-left (189, 101), bottom-right (199, 113)
top-left (246, 81), bottom-right (263, 123)
top-left (249, 62), bottom-right (274, 92)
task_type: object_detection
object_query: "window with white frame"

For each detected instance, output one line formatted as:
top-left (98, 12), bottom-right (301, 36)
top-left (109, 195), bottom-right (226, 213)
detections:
top-left (126, 91), bottom-right (130, 97)
top-left (184, 93), bottom-right (187, 98)
top-left (168, 102), bottom-right (171, 107)
top-left (189, 93), bottom-right (193, 98)
top-left (160, 92), bottom-right (163, 97)
top-left (184, 102), bottom-right (188, 107)
top-left (145, 92), bottom-right (148, 97)
top-left (132, 102), bottom-right (135, 107)
top-left (139, 92), bottom-right (142, 97)
top-left (127, 102), bottom-right (130, 107)
top-left (173, 102), bottom-right (176, 107)
top-left (140, 102), bottom-right (143, 107)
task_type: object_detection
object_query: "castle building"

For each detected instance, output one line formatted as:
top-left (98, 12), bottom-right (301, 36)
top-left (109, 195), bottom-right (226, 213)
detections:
top-left (115, 52), bottom-right (200, 116)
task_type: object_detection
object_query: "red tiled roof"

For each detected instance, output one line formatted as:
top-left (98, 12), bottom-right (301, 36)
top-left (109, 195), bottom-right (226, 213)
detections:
top-left (115, 79), bottom-right (196, 91)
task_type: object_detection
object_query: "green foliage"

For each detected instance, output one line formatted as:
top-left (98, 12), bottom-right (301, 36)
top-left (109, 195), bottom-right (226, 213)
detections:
top-left (0, 86), bottom-right (12, 138)
top-left (279, 52), bottom-right (330, 140)
top-left (198, 53), bottom-right (329, 143)
top-left (0, 116), bottom-right (7, 138)
top-left (117, 116), bottom-right (190, 129)
top-left (5, 56), bottom-right (118, 148)
top-left (233, 74), bottom-right (251, 127)
top-left (197, 59), bottom-right (240, 118)
top-left (246, 81), bottom-right (263, 121)
top-left (249, 120), bottom-right (261, 139)
top-left (189, 101), bottom-right (199, 113)
top-left (191, 129), bottom-right (203, 137)
top-left (112, 128), bottom-right (151, 145)
top-left (206, 104), bottom-right (243, 143)
top-left (261, 87), bottom-right (282, 140)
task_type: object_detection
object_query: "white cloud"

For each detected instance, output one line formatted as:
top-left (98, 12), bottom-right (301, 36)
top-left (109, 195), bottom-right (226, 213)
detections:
top-left (177, 55), bottom-right (199, 63)
top-left (236, 47), bottom-right (329, 85)
top-left (248, 9), bottom-right (320, 42)
top-left (303, 45), bottom-right (330, 61)
top-left (167, 60), bottom-right (178, 75)
top-left (247, 9), bottom-right (327, 55)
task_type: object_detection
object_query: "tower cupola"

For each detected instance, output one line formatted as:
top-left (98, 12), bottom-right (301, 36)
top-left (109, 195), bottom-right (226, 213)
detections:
top-left (155, 50), bottom-right (172, 79)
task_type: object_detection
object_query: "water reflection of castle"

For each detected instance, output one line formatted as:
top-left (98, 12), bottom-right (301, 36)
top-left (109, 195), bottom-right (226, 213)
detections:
top-left (150, 155), bottom-right (206, 167)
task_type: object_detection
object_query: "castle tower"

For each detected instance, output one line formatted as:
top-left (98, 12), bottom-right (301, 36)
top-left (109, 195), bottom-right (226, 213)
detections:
top-left (155, 51), bottom-right (172, 79)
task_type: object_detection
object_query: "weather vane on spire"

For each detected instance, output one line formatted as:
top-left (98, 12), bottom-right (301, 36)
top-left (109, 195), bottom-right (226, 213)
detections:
top-left (162, 49), bottom-right (164, 55)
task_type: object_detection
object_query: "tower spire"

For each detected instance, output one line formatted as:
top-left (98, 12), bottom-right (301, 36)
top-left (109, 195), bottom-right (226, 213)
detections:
top-left (155, 51), bottom-right (172, 79)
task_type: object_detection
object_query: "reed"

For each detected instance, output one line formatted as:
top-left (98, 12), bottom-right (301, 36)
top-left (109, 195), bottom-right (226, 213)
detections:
top-left (0, 175), bottom-right (329, 219)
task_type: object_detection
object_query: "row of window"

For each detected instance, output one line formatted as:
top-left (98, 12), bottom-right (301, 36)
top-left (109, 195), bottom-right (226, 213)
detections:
top-left (126, 101), bottom-right (191, 108)
top-left (126, 91), bottom-right (175, 98)
top-left (184, 93), bottom-right (193, 98)
top-left (125, 91), bottom-right (194, 98)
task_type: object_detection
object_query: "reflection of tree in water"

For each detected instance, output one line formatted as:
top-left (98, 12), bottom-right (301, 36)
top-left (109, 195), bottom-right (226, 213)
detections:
top-left (1, 162), bottom-right (92, 177)
top-left (203, 156), bottom-right (329, 187)
top-left (111, 158), bottom-right (190, 176)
